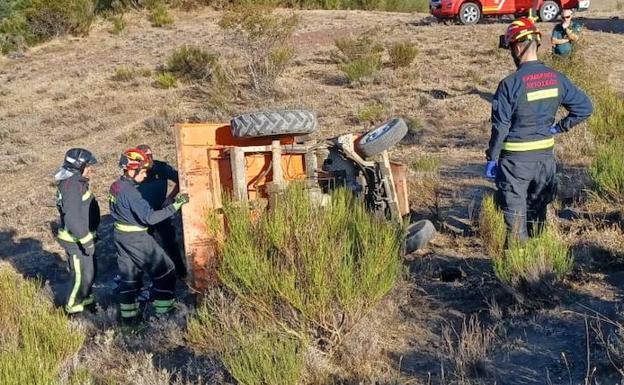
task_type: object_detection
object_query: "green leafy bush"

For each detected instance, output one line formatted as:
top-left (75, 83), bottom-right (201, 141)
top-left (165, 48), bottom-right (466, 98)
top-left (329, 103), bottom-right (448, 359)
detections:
top-left (188, 185), bottom-right (403, 384)
top-left (0, 263), bottom-right (84, 385)
top-left (334, 35), bottom-right (384, 84)
top-left (219, 4), bottom-right (298, 94)
top-left (388, 41), bottom-right (418, 69)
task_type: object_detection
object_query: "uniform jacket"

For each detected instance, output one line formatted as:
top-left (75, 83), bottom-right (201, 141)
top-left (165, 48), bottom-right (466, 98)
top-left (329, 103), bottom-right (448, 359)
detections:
top-left (56, 173), bottom-right (100, 245)
top-left (487, 60), bottom-right (593, 161)
top-left (137, 160), bottom-right (179, 210)
top-left (109, 176), bottom-right (176, 228)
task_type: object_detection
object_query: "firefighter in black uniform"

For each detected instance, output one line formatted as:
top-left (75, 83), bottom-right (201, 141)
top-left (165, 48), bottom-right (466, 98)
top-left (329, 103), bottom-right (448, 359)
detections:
top-left (135, 144), bottom-right (186, 278)
top-left (109, 148), bottom-right (188, 324)
top-left (486, 18), bottom-right (593, 242)
top-left (55, 148), bottom-right (100, 314)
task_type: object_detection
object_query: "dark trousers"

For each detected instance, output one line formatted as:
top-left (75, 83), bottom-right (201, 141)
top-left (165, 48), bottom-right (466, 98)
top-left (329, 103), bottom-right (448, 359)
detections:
top-left (59, 240), bottom-right (96, 314)
top-left (114, 230), bottom-right (176, 319)
top-left (150, 218), bottom-right (186, 278)
top-left (495, 156), bottom-right (557, 242)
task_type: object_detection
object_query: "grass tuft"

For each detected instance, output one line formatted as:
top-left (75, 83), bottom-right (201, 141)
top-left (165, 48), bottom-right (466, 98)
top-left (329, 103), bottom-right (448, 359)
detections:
top-left (357, 102), bottom-right (386, 124)
top-left (165, 45), bottom-right (221, 81)
top-left (0, 263), bottom-right (84, 385)
top-left (478, 194), bottom-right (506, 258)
top-left (154, 72), bottom-right (177, 88)
top-left (388, 41), bottom-right (417, 69)
top-left (150, 4), bottom-right (174, 27)
top-left (590, 140), bottom-right (624, 203)
top-left (494, 226), bottom-right (572, 288)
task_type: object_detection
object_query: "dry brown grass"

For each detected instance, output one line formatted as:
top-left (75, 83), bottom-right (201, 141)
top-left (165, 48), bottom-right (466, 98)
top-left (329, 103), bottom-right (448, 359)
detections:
top-left (442, 315), bottom-right (497, 381)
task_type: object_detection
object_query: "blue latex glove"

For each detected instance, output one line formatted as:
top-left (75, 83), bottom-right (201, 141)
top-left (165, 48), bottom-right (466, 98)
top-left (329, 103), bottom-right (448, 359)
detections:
top-left (485, 161), bottom-right (497, 179)
top-left (550, 123), bottom-right (564, 135)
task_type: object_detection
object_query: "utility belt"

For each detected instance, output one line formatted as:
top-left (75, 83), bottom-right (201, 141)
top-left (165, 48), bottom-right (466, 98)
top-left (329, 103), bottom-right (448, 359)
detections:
top-left (114, 222), bottom-right (148, 232)
top-left (502, 137), bottom-right (555, 152)
top-left (58, 229), bottom-right (94, 244)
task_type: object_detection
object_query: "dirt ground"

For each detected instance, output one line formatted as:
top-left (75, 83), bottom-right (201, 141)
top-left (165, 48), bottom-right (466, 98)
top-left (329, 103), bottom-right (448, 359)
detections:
top-left (1, 4), bottom-right (624, 384)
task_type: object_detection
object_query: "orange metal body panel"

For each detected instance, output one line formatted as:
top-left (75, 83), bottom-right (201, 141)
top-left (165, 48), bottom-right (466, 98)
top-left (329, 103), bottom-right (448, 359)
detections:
top-left (175, 123), bottom-right (409, 290)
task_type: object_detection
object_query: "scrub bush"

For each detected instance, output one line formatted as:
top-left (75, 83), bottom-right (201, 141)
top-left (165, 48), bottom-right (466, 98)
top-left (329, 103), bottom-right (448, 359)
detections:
top-left (478, 194), bottom-right (506, 258)
top-left (357, 102), bottom-right (386, 124)
top-left (0, 0), bottom-right (95, 53)
top-left (188, 185), bottom-right (403, 384)
top-left (0, 263), bottom-right (84, 385)
top-left (219, 4), bottom-right (298, 94)
top-left (334, 35), bottom-right (384, 84)
top-left (388, 41), bottom-right (418, 69)
top-left (493, 226), bottom-right (572, 288)
top-left (166, 45), bottom-right (222, 82)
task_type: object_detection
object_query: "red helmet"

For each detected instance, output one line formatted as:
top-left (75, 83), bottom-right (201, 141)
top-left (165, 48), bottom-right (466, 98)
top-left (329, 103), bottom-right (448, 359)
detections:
top-left (136, 144), bottom-right (154, 164)
top-left (501, 17), bottom-right (541, 48)
top-left (119, 148), bottom-right (152, 171)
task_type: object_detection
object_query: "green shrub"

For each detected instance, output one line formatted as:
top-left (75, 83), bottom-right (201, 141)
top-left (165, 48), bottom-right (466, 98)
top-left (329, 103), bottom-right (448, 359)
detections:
top-left (111, 65), bottom-right (136, 81)
top-left (479, 194), bottom-right (506, 258)
top-left (388, 41), bottom-right (417, 69)
top-left (219, 4), bottom-right (298, 94)
top-left (357, 102), bottom-right (386, 124)
top-left (334, 34), bottom-right (383, 83)
top-left (0, 263), bottom-right (84, 385)
top-left (188, 185), bottom-right (403, 383)
top-left (334, 35), bottom-right (384, 63)
top-left (590, 140), bottom-right (624, 203)
top-left (0, 0), bottom-right (95, 53)
top-left (382, 0), bottom-right (429, 12)
top-left (166, 45), bottom-right (220, 81)
top-left (494, 226), bottom-right (572, 287)
top-left (154, 72), bottom-right (177, 88)
top-left (150, 4), bottom-right (173, 26)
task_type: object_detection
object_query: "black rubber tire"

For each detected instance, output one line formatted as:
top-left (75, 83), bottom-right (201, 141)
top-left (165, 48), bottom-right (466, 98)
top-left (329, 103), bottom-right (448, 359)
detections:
top-left (458, 2), bottom-right (481, 25)
top-left (405, 220), bottom-right (437, 254)
top-left (357, 118), bottom-right (408, 159)
top-left (540, 1), bottom-right (560, 22)
top-left (230, 110), bottom-right (318, 138)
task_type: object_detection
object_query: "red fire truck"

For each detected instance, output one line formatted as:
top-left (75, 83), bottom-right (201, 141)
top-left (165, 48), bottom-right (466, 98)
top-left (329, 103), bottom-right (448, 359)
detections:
top-left (430, 0), bottom-right (590, 25)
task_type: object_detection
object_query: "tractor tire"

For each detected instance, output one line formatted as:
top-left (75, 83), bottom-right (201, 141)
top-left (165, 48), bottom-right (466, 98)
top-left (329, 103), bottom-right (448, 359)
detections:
top-left (459, 2), bottom-right (481, 25)
top-left (540, 1), bottom-right (560, 22)
top-left (230, 110), bottom-right (318, 138)
top-left (357, 118), bottom-right (408, 159)
top-left (405, 220), bottom-right (436, 254)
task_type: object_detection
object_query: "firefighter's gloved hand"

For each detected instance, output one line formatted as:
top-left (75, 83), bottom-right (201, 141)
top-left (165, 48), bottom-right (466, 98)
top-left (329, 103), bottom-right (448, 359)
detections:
top-left (485, 161), bottom-right (497, 179)
top-left (173, 193), bottom-right (189, 211)
top-left (550, 124), bottom-right (564, 135)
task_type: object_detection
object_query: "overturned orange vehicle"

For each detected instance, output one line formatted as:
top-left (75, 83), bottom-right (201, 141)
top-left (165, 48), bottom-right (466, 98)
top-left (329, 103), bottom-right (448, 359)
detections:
top-left (174, 110), bottom-right (413, 291)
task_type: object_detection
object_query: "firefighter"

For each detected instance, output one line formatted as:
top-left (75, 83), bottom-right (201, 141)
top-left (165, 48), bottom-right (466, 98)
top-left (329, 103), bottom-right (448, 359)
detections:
top-left (54, 148), bottom-right (100, 315)
top-left (109, 148), bottom-right (189, 324)
top-left (486, 18), bottom-right (593, 242)
top-left (135, 144), bottom-right (186, 278)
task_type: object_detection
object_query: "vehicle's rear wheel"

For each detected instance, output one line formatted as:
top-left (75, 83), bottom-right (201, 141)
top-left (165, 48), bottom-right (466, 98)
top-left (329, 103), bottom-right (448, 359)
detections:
top-left (230, 110), bottom-right (318, 138)
top-left (540, 0), bottom-right (560, 22)
top-left (459, 2), bottom-right (481, 25)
